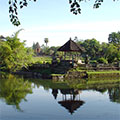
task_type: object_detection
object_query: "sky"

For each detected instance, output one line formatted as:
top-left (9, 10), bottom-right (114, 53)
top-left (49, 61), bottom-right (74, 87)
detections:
top-left (0, 0), bottom-right (120, 47)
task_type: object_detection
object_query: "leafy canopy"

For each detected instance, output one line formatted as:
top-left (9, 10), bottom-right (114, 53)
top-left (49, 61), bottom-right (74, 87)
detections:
top-left (108, 31), bottom-right (120, 45)
top-left (0, 29), bottom-right (34, 72)
top-left (8, 0), bottom-right (119, 26)
top-left (76, 32), bottom-right (120, 63)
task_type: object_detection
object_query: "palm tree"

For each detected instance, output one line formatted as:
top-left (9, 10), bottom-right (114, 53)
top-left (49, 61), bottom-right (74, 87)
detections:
top-left (44, 38), bottom-right (49, 46)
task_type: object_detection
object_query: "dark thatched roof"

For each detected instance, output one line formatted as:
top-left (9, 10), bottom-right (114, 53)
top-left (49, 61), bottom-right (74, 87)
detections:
top-left (58, 100), bottom-right (84, 114)
top-left (0, 35), bottom-right (5, 39)
top-left (57, 38), bottom-right (83, 52)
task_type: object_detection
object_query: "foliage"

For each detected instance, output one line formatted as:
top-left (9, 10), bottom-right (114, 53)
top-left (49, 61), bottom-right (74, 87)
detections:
top-left (90, 60), bottom-right (97, 64)
top-left (41, 45), bottom-right (50, 55)
top-left (87, 70), bottom-right (120, 74)
top-left (99, 42), bottom-right (108, 59)
top-left (108, 31), bottom-right (120, 45)
top-left (0, 30), bottom-right (33, 72)
top-left (80, 38), bottom-right (101, 60)
top-left (97, 57), bottom-right (108, 64)
top-left (32, 56), bottom-right (52, 64)
top-left (76, 33), bottom-right (120, 63)
top-left (8, 0), bottom-right (119, 26)
top-left (106, 44), bottom-right (119, 63)
top-left (8, 0), bottom-right (37, 26)
top-left (39, 45), bottom-right (59, 56)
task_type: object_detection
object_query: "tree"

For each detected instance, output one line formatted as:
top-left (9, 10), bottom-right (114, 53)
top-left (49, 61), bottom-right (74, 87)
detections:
top-left (8, 0), bottom-right (119, 26)
top-left (32, 42), bottom-right (36, 50)
top-left (44, 38), bottom-right (49, 46)
top-left (0, 30), bottom-right (33, 72)
top-left (80, 38), bottom-right (101, 60)
top-left (108, 31), bottom-right (120, 45)
top-left (105, 43), bottom-right (119, 63)
top-left (40, 44), bottom-right (49, 55)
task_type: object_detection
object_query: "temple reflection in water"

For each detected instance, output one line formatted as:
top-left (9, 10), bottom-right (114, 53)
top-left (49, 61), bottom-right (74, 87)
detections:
top-left (52, 89), bottom-right (85, 114)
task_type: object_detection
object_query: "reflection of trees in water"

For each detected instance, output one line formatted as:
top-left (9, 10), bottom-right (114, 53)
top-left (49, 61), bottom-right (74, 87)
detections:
top-left (94, 87), bottom-right (120, 104)
top-left (0, 74), bottom-right (33, 111)
top-left (52, 89), bottom-right (58, 99)
top-left (52, 89), bottom-right (85, 114)
top-left (52, 87), bottom-right (120, 114)
top-left (108, 87), bottom-right (120, 103)
top-left (29, 77), bottom-right (120, 106)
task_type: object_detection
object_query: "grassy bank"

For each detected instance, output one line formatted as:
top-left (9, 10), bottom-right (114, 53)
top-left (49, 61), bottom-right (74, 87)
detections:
top-left (31, 56), bottom-right (52, 64)
top-left (87, 70), bottom-right (120, 74)
top-left (87, 70), bottom-right (120, 79)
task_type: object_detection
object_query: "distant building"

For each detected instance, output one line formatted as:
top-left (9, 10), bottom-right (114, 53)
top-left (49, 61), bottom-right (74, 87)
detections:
top-left (33, 42), bottom-right (41, 55)
top-left (0, 35), bottom-right (6, 42)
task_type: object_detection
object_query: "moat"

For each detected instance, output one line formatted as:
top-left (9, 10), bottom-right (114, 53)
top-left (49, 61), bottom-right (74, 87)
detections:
top-left (0, 74), bottom-right (120, 120)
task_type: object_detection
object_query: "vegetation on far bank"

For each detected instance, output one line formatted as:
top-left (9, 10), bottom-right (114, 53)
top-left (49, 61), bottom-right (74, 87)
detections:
top-left (0, 30), bottom-right (120, 73)
top-left (31, 56), bottom-right (52, 64)
top-left (87, 70), bottom-right (120, 74)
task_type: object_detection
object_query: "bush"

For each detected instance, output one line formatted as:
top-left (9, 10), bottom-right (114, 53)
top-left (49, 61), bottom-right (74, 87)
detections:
top-left (36, 61), bottom-right (43, 64)
top-left (46, 61), bottom-right (52, 64)
top-left (97, 58), bottom-right (108, 64)
top-left (90, 60), bottom-right (97, 64)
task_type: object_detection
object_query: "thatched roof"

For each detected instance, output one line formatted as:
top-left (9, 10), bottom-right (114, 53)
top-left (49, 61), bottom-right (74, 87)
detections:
top-left (0, 36), bottom-right (6, 42)
top-left (57, 38), bottom-right (83, 52)
top-left (0, 35), bottom-right (5, 39)
top-left (58, 100), bottom-right (84, 114)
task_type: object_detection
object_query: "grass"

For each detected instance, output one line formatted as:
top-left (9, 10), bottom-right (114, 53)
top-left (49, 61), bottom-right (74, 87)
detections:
top-left (87, 70), bottom-right (120, 74)
top-left (51, 74), bottom-right (64, 76)
top-left (32, 56), bottom-right (52, 64)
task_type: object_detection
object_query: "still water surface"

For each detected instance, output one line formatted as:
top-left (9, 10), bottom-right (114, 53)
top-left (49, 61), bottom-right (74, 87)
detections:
top-left (0, 74), bottom-right (120, 120)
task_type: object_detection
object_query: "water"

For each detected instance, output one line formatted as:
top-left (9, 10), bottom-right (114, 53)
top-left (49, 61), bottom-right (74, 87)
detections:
top-left (0, 74), bottom-right (120, 120)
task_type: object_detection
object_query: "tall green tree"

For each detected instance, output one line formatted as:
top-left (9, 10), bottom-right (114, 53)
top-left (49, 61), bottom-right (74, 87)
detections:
top-left (99, 42), bottom-right (107, 58)
top-left (108, 31), bottom-right (120, 45)
top-left (105, 43), bottom-right (119, 63)
top-left (0, 30), bottom-right (33, 72)
top-left (80, 38), bottom-right (101, 60)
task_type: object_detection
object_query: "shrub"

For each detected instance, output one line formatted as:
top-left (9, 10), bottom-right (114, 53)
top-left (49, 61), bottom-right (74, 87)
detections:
top-left (46, 61), bottom-right (52, 64)
top-left (97, 57), bottom-right (108, 64)
top-left (36, 61), bottom-right (43, 64)
top-left (90, 60), bottom-right (97, 64)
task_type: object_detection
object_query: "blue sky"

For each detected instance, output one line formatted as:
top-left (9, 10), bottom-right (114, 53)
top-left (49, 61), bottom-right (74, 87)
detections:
top-left (0, 0), bottom-right (120, 47)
